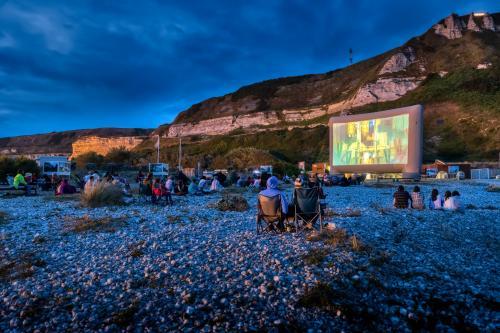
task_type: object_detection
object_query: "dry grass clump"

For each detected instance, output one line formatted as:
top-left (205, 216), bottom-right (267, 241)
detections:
top-left (0, 252), bottom-right (46, 281)
top-left (328, 208), bottom-right (362, 218)
top-left (364, 182), bottom-right (394, 188)
top-left (486, 184), bottom-right (500, 192)
top-left (215, 194), bottom-right (249, 212)
top-left (63, 214), bottom-right (128, 233)
top-left (107, 301), bottom-right (139, 328)
top-left (0, 211), bottom-right (8, 225)
top-left (370, 202), bottom-right (391, 215)
top-left (307, 228), bottom-right (369, 252)
top-left (298, 282), bottom-right (337, 308)
top-left (167, 215), bottom-right (182, 223)
top-left (307, 228), bottom-right (348, 246)
top-left (128, 241), bottom-right (145, 258)
top-left (303, 248), bottom-right (330, 265)
top-left (81, 182), bottom-right (125, 208)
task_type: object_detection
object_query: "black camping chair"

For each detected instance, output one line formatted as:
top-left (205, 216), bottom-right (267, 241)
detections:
top-left (256, 194), bottom-right (284, 234)
top-left (294, 187), bottom-right (322, 232)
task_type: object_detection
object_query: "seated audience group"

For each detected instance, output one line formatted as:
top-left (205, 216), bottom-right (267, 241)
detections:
top-left (393, 185), bottom-right (461, 211)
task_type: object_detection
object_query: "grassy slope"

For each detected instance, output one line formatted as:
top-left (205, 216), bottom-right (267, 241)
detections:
top-left (137, 65), bottom-right (499, 167)
top-left (140, 23), bottom-right (500, 167)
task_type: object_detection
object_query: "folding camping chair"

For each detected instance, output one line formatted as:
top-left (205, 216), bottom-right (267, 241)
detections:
top-left (294, 187), bottom-right (322, 232)
top-left (256, 194), bottom-right (284, 234)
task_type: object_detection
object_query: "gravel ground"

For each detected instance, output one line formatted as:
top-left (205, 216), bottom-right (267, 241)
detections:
top-left (0, 180), bottom-right (498, 332)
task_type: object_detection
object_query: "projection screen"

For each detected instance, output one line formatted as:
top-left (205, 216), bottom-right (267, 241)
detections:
top-left (329, 105), bottom-right (423, 179)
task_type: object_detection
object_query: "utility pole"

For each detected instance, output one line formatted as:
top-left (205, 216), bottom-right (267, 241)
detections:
top-left (156, 135), bottom-right (160, 163)
top-left (178, 137), bottom-right (182, 171)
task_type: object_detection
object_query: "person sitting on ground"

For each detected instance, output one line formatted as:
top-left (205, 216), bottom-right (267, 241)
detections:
top-left (210, 176), bottom-right (223, 192)
top-left (188, 177), bottom-right (202, 195)
top-left (175, 179), bottom-right (188, 195)
top-left (13, 169), bottom-right (31, 195)
top-left (339, 175), bottom-right (349, 187)
top-left (197, 176), bottom-right (207, 192)
top-left (428, 188), bottom-right (443, 209)
top-left (411, 186), bottom-right (425, 210)
top-left (258, 176), bottom-right (288, 230)
top-left (13, 170), bottom-right (27, 189)
top-left (236, 175), bottom-right (247, 188)
top-left (252, 176), bottom-right (261, 188)
top-left (444, 190), bottom-right (461, 211)
top-left (56, 178), bottom-right (76, 195)
top-left (84, 176), bottom-right (97, 193)
top-left (84, 171), bottom-right (92, 183)
top-left (393, 185), bottom-right (411, 209)
top-left (260, 172), bottom-right (270, 190)
top-left (136, 170), bottom-right (145, 183)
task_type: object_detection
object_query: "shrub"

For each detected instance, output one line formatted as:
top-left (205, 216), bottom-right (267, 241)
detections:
top-left (486, 184), bottom-right (500, 193)
top-left (74, 152), bottom-right (104, 170)
top-left (81, 182), bottom-right (125, 208)
top-left (303, 248), bottom-right (330, 265)
top-left (64, 214), bottom-right (128, 233)
top-left (215, 194), bottom-right (248, 212)
top-left (105, 147), bottom-right (134, 164)
top-left (0, 211), bottom-right (8, 224)
top-left (0, 156), bottom-right (39, 182)
top-left (298, 282), bottom-right (336, 308)
top-left (307, 228), bottom-right (348, 247)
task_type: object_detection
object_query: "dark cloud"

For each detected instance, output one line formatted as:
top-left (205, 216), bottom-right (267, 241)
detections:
top-left (0, 0), bottom-right (498, 136)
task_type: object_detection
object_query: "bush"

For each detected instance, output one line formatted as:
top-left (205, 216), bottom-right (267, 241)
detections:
top-left (105, 147), bottom-right (134, 164)
top-left (63, 214), bottom-right (128, 233)
top-left (214, 194), bottom-right (248, 212)
top-left (81, 182), bottom-right (125, 208)
top-left (0, 156), bottom-right (39, 182)
top-left (74, 152), bottom-right (104, 170)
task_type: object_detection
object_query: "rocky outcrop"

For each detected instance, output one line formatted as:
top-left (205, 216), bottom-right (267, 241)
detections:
top-left (379, 47), bottom-right (416, 74)
top-left (434, 13), bottom-right (497, 39)
top-left (482, 14), bottom-right (496, 31)
top-left (71, 136), bottom-right (145, 158)
top-left (351, 77), bottom-right (422, 107)
top-left (467, 14), bottom-right (481, 32)
top-left (434, 14), bottom-right (465, 39)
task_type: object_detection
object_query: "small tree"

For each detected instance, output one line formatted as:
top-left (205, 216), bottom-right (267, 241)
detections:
top-left (105, 147), bottom-right (133, 165)
top-left (74, 152), bottom-right (104, 170)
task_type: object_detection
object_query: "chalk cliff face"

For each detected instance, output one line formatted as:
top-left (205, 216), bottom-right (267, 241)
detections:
top-left (433, 13), bottom-right (497, 39)
top-left (71, 136), bottom-right (145, 158)
top-left (159, 12), bottom-right (498, 139)
top-left (1, 12), bottom-right (498, 158)
top-left (0, 128), bottom-right (152, 157)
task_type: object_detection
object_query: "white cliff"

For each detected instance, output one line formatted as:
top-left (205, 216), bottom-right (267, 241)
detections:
top-left (434, 13), bottom-right (497, 39)
top-left (467, 14), bottom-right (481, 32)
top-left (379, 47), bottom-right (416, 74)
top-left (434, 14), bottom-right (465, 39)
top-left (350, 77), bottom-right (422, 107)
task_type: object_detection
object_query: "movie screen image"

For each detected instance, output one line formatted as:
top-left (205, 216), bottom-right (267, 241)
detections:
top-left (331, 114), bottom-right (409, 165)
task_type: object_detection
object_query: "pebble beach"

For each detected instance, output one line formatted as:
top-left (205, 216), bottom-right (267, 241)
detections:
top-left (0, 180), bottom-right (498, 332)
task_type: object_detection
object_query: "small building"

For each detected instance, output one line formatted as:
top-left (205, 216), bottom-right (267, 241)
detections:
top-left (423, 160), bottom-right (471, 178)
top-left (36, 156), bottom-right (71, 177)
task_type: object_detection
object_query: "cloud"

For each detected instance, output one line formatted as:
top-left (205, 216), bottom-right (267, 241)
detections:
top-left (0, 0), bottom-right (499, 137)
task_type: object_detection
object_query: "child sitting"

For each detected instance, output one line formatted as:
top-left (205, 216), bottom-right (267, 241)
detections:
top-left (411, 186), bottom-right (425, 209)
